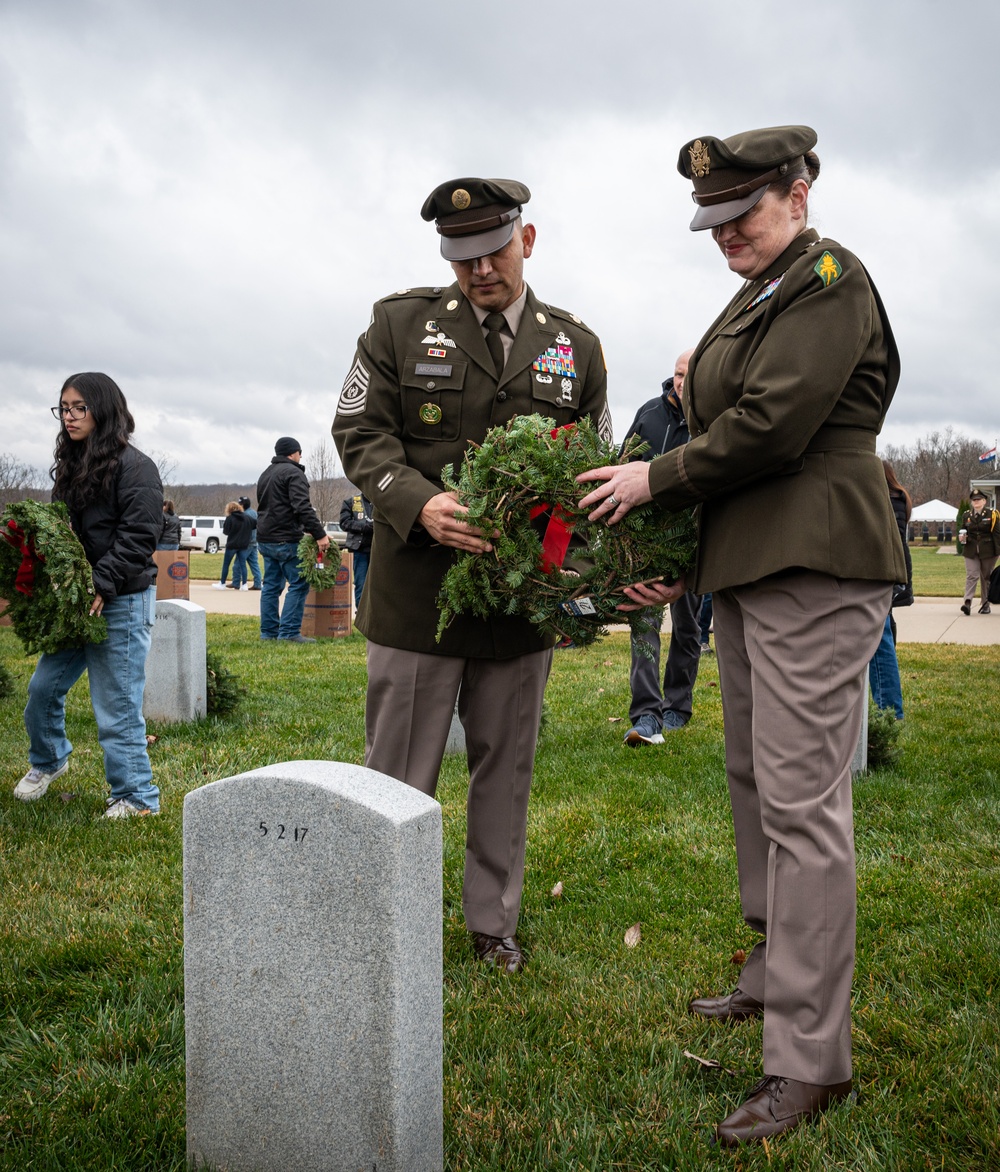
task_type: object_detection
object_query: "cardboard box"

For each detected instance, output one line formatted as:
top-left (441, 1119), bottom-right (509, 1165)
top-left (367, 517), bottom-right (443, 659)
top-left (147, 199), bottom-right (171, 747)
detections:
top-left (301, 553), bottom-right (353, 638)
top-left (154, 550), bottom-right (191, 600)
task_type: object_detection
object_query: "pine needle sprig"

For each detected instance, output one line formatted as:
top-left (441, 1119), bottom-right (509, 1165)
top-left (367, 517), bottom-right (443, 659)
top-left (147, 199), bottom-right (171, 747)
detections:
top-left (0, 500), bottom-right (107, 655)
top-left (436, 414), bottom-right (698, 647)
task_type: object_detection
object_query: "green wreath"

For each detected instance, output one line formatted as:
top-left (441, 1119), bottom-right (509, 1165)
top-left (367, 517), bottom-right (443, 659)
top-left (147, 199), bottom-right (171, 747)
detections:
top-left (296, 534), bottom-right (341, 590)
top-left (435, 414), bottom-right (698, 647)
top-left (0, 500), bottom-right (107, 655)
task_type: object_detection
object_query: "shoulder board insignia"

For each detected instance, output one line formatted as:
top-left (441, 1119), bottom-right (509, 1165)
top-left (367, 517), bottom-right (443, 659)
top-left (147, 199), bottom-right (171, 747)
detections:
top-left (813, 252), bottom-right (842, 287)
top-left (382, 287), bottom-right (439, 302)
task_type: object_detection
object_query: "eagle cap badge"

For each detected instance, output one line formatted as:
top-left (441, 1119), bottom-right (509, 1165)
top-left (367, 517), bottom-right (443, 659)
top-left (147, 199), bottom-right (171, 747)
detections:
top-left (689, 140), bottom-right (711, 178)
top-left (451, 188), bottom-right (471, 210)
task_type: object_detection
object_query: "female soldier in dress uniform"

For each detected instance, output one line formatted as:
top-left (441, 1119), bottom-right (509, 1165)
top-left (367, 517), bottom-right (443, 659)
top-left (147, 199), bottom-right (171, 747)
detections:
top-left (579, 125), bottom-right (907, 1145)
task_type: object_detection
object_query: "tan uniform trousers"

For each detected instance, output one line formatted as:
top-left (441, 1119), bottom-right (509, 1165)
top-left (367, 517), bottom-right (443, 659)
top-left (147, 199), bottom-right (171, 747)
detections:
top-left (963, 555), bottom-right (997, 605)
top-left (713, 571), bottom-right (891, 1085)
top-left (365, 641), bottom-right (553, 939)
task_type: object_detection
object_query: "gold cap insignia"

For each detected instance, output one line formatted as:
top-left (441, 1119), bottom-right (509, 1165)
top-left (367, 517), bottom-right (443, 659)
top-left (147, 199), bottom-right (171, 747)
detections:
top-left (419, 403), bottom-right (443, 425)
top-left (689, 140), bottom-right (711, 179)
top-left (451, 188), bottom-right (471, 210)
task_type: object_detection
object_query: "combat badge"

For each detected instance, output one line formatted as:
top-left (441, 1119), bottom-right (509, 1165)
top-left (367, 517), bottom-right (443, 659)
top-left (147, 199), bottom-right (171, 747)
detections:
top-left (689, 139), bottom-right (711, 178)
top-left (814, 251), bottom-right (842, 287)
top-left (337, 356), bottom-right (370, 417)
top-left (419, 403), bottom-right (443, 425)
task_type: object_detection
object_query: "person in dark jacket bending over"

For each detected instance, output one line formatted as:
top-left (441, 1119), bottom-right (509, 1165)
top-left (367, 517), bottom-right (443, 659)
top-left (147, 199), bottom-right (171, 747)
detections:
top-left (255, 437), bottom-right (330, 643)
top-left (621, 348), bottom-right (701, 745)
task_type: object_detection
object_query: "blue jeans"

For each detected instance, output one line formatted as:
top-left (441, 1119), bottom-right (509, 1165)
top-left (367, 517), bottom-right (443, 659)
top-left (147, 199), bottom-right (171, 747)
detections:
top-left (24, 586), bottom-right (160, 811)
top-left (258, 541), bottom-right (310, 639)
top-left (246, 542), bottom-right (262, 587)
top-left (221, 546), bottom-right (249, 588)
top-left (352, 550), bottom-right (370, 609)
top-left (868, 613), bottom-right (903, 719)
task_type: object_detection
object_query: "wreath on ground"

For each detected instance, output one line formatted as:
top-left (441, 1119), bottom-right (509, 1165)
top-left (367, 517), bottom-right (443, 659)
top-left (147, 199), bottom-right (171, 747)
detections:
top-left (435, 414), bottom-right (698, 648)
top-left (0, 500), bottom-right (107, 655)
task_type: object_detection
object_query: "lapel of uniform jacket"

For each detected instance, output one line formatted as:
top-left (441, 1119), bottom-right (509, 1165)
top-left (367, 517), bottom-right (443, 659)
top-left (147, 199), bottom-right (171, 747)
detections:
top-left (501, 285), bottom-right (558, 390)
top-left (433, 284), bottom-right (495, 379)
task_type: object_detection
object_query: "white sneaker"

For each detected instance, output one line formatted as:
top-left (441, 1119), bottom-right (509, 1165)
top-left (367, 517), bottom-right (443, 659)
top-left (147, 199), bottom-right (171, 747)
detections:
top-left (240, 584), bottom-right (249, 591)
top-left (14, 762), bottom-right (68, 801)
top-left (104, 797), bottom-right (157, 819)
top-left (212, 582), bottom-right (227, 590)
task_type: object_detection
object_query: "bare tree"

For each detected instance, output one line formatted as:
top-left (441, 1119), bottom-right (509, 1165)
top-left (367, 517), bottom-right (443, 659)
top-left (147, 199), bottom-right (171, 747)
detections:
top-left (881, 427), bottom-right (987, 505)
top-left (0, 452), bottom-right (47, 509)
top-left (146, 449), bottom-right (179, 491)
top-left (307, 441), bottom-right (340, 524)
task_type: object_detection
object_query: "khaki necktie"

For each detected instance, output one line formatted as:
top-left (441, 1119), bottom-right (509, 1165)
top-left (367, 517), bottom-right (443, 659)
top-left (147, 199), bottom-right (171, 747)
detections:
top-left (483, 312), bottom-right (506, 377)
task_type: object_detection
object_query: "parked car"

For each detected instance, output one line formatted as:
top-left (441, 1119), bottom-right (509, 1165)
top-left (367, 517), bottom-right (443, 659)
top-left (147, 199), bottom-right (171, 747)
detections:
top-left (178, 517), bottom-right (228, 554)
top-left (324, 522), bottom-right (348, 548)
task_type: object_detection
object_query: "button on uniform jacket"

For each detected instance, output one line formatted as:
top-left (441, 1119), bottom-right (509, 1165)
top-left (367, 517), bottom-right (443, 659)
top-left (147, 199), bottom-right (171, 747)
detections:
top-left (647, 229), bottom-right (907, 593)
top-left (332, 281), bottom-right (610, 658)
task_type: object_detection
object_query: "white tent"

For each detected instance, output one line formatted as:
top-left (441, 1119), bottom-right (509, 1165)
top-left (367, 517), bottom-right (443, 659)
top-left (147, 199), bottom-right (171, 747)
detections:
top-left (910, 498), bottom-right (958, 523)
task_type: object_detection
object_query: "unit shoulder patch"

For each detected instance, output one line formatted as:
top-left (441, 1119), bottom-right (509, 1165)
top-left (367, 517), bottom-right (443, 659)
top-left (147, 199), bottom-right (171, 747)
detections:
top-left (813, 251), bottom-right (842, 288)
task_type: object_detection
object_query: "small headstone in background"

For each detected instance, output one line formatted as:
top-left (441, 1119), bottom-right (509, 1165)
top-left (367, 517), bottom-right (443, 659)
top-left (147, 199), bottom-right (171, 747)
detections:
top-left (851, 694), bottom-right (868, 777)
top-left (184, 760), bottom-right (443, 1172)
top-left (143, 599), bottom-right (206, 723)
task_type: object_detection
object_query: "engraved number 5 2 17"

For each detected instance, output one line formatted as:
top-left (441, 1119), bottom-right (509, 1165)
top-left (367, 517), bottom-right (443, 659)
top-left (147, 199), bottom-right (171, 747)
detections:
top-left (258, 822), bottom-right (308, 842)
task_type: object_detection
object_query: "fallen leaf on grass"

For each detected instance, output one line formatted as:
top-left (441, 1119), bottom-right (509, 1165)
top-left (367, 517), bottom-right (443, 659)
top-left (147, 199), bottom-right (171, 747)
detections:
top-left (602, 660), bottom-right (614, 667)
top-left (58, 793), bottom-right (76, 803)
top-left (146, 735), bottom-right (158, 745)
top-left (731, 949), bottom-right (746, 965)
top-left (608, 716), bottom-right (623, 723)
top-left (624, 923), bottom-right (641, 949)
top-left (708, 682), bottom-right (718, 688)
top-left (551, 881), bottom-right (564, 898)
top-left (683, 1049), bottom-right (739, 1076)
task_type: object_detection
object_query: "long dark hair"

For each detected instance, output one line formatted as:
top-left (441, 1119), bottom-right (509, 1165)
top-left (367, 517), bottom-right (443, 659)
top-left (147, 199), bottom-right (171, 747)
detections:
top-left (51, 373), bottom-right (135, 509)
top-left (882, 458), bottom-right (912, 521)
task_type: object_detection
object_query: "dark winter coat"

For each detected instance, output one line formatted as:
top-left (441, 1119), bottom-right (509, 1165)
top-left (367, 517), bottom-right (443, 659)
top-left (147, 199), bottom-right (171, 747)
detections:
top-left (222, 510), bottom-right (253, 550)
top-left (256, 457), bottom-right (325, 545)
top-left (62, 444), bottom-right (162, 600)
top-left (621, 378), bottom-right (689, 461)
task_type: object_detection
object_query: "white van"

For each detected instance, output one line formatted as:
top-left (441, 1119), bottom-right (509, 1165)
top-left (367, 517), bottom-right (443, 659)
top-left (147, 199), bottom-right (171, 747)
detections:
top-left (178, 517), bottom-right (228, 554)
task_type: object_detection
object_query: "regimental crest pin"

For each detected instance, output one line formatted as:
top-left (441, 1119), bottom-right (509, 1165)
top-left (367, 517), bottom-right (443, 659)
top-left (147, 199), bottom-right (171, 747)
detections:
top-left (814, 251), bottom-right (842, 287)
top-left (689, 139), bottom-right (711, 178)
top-left (419, 402), bottom-right (443, 425)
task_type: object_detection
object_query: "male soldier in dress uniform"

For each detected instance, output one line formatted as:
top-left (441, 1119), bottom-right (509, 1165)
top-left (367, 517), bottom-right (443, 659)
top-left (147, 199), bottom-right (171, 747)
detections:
top-left (332, 178), bottom-right (611, 972)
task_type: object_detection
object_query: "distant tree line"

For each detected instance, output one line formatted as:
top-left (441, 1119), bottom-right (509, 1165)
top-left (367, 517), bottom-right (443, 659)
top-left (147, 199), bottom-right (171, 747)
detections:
top-left (879, 428), bottom-right (991, 506)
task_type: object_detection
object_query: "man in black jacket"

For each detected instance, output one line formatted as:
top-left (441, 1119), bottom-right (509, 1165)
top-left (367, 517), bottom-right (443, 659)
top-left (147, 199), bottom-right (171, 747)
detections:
top-left (256, 437), bottom-right (330, 642)
top-left (621, 349), bottom-right (702, 745)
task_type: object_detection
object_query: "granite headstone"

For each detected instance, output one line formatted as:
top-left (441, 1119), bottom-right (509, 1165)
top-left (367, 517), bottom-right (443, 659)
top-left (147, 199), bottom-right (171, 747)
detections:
top-left (143, 598), bottom-right (207, 724)
top-left (184, 760), bottom-right (443, 1172)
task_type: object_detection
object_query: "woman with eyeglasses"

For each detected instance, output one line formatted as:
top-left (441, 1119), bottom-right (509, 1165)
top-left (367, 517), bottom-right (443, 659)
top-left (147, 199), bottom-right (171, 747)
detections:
top-left (14, 373), bottom-right (163, 817)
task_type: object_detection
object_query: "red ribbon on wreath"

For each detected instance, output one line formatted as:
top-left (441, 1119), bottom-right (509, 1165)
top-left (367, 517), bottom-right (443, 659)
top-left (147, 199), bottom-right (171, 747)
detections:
top-left (3, 519), bottom-right (42, 597)
top-left (528, 423), bottom-right (579, 573)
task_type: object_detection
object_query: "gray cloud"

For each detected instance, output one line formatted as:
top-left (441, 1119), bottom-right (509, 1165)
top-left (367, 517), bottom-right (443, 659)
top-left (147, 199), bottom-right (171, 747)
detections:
top-left (2, 0), bottom-right (998, 486)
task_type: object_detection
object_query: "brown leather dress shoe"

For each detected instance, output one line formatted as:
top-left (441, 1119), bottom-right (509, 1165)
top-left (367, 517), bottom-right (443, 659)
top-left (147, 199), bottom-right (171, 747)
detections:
top-left (688, 987), bottom-right (764, 1021)
top-left (470, 932), bottom-right (525, 973)
top-left (715, 1075), bottom-right (852, 1146)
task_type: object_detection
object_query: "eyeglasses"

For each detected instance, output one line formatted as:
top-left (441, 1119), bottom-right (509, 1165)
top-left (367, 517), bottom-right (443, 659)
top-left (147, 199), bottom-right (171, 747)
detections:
top-left (51, 404), bottom-right (90, 420)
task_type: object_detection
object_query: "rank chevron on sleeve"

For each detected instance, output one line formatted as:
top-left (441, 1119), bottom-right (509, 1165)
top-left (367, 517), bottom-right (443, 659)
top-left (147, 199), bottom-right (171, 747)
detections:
top-left (337, 356), bottom-right (370, 416)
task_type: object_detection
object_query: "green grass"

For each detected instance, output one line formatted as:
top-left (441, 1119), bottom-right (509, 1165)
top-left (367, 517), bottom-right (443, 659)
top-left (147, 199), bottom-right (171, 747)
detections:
top-left (0, 622), bottom-right (997, 1170)
top-left (907, 545), bottom-right (968, 597)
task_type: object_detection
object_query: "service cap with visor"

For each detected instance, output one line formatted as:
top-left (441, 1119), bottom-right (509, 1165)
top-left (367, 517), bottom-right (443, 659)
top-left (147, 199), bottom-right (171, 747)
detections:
top-left (677, 125), bottom-right (817, 231)
top-left (420, 177), bottom-right (531, 262)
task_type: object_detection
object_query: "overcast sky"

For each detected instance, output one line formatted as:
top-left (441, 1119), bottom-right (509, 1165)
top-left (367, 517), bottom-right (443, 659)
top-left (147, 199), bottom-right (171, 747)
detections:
top-left (2, 0), bottom-right (997, 489)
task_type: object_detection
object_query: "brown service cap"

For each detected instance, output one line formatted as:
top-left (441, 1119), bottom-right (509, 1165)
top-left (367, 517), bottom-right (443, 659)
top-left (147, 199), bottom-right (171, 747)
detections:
top-left (677, 125), bottom-right (817, 231)
top-left (420, 177), bottom-right (530, 261)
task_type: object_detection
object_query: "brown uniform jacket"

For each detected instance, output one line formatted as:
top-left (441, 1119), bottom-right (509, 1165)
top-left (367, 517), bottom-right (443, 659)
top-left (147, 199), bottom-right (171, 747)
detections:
top-left (647, 229), bottom-right (907, 593)
top-left (332, 281), bottom-right (610, 657)
top-left (960, 507), bottom-right (999, 560)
